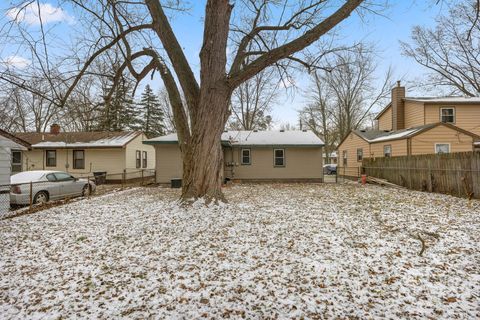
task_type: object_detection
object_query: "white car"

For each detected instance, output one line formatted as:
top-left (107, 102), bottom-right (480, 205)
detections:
top-left (10, 171), bottom-right (96, 205)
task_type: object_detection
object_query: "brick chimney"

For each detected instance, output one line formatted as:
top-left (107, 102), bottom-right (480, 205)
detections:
top-left (50, 123), bottom-right (61, 135)
top-left (391, 81), bottom-right (405, 131)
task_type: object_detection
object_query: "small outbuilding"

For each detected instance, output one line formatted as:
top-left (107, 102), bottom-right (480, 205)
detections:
top-left (144, 130), bottom-right (325, 184)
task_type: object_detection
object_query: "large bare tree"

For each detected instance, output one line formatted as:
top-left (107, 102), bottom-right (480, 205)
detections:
top-left (401, 1), bottom-right (480, 96)
top-left (299, 44), bottom-right (393, 157)
top-left (3, 0), bottom-right (373, 201)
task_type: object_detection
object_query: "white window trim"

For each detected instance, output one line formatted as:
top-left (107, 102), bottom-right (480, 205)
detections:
top-left (435, 143), bottom-right (451, 154)
top-left (240, 148), bottom-right (251, 165)
top-left (273, 148), bottom-right (285, 167)
top-left (383, 145), bottom-right (392, 157)
top-left (142, 151), bottom-right (148, 168)
top-left (11, 150), bottom-right (22, 165)
top-left (440, 107), bottom-right (455, 124)
top-left (136, 150), bottom-right (141, 168)
top-left (356, 148), bottom-right (363, 162)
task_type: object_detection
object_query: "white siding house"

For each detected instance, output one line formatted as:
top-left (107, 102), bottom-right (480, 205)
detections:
top-left (0, 132), bottom-right (29, 214)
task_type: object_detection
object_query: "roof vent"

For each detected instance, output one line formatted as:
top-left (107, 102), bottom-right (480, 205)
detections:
top-left (253, 129), bottom-right (258, 132)
top-left (302, 129), bottom-right (307, 132)
top-left (360, 129), bottom-right (366, 132)
top-left (280, 129), bottom-right (285, 132)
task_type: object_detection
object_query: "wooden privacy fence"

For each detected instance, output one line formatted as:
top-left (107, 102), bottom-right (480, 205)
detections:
top-left (362, 152), bottom-right (480, 199)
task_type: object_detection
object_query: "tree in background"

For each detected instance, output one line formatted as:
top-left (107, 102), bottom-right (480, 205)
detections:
top-left (228, 66), bottom-right (277, 131)
top-left (138, 85), bottom-right (165, 138)
top-left (97, 80), bottom-right (138, 132)
top-left (299, 44), bottom-right (393, 157)
top-left (401, 1), bottom-right (480, 96)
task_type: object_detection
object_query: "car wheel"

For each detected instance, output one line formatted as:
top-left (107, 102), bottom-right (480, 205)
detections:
top-left (33, 191), bottom-right (49, 205)
top-left (82, 184), bottom-right (91, 197)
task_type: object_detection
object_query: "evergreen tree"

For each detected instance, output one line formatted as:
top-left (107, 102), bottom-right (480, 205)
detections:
top-left (138, 85), bottom-right (165, 137)
top-left (97, 81), bottom-right (140, 131)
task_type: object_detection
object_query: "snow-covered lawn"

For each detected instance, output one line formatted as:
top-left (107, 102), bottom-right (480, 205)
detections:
top-left (1, 183), bottom-right (479, 319)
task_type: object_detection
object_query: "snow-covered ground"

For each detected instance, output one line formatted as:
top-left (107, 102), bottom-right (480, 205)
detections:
top-left (0, 183), bottom-right (479, 319)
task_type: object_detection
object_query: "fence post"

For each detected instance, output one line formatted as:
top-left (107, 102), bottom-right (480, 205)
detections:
top-left (87, 175), bottom-right (91, 198)
top-left (29, 181), bottom-right (33, 212)
top-left (141, 169), bottom-right (144, 186)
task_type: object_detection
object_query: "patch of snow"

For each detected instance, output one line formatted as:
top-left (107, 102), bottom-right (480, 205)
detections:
top-left (368, 127), bottom-right (424, 142)
top-left (32, 132), bottom-right (139, 148)
top-left (146, 130), bottom-right (324, 146)
top-left (0, 184), bottom-right (479, 318)
top-left (10, 171), bottom-right (50, 184)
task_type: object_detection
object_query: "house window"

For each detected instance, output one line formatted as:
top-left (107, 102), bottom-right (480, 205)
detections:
top-left (73, 150), bottom-right (85, 169)
top-left (384, 145), bottom-right (392, 158)
top-left (11, 150), bottom-right (22, 173)
top-left (142, 151), bottom-right (147, 168)
top-left (274, 149), bottom-right (285, 166)
top-left (136, 150), bottom-right (141, 168)
top-left (357, 148), bottom-right (363, 162)
top-left (342, 150), bottom-right (347, 166)
top-left (440, 107), bottom-right (455, 123)
top-left (435, 143), bottom-right (450, 154)
top-left (241, 149), bottom-right (251, 165)
top-left (46, 150), bottom-right (56, 167)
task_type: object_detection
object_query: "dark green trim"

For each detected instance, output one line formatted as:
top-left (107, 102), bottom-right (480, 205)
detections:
top-left (143, 140), bottom-right (179, 145)
top-left (232, 144), bottom-right (323, 148)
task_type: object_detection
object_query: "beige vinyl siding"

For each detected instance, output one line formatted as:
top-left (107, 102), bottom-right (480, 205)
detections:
top-left (22, 148), bottom-right (126, 175)
top-left (154, 145), bottom-right (323, 183)
top-left (337, 132), bottom-right (370, 170)
top-left (0, 146), bottom-right (10, 185)
top-left (410, 125), bottom-right (474, 155)
top-left (370, 139), bottom-right (408, 157)
top-left (227, 147), bottom-right (323, 180)
top-left (404, 101), bottom-right (425, 128)
top-left (424, 104), bottom-right (480, 136)
top-left (377, 106), bottom-right (392, 131)
top-left (154, 145), bottom-right (182, 183)
top-left (125, 133), bottom-right (155, 169)
top-left (22, 149), bottom-right (43, 171)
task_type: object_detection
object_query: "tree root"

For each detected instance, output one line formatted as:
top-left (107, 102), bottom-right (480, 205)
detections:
top-left (410, 233), bottom-right (426, 256)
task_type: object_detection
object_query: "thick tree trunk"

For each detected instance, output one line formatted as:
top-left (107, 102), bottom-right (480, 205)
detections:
top-left (181, 90), bottom-right (230, 202)
top-left (180, 0), bottom-right (233, 202)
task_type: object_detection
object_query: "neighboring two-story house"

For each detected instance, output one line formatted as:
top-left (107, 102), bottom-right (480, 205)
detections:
top-left (337, 82), bottom-right (480, 171)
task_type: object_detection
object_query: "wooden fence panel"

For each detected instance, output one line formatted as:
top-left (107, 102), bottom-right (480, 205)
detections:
top-left (363, 152), bottom-right (480, 199)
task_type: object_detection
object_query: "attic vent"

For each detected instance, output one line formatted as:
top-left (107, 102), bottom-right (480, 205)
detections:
top-left (280, 129), bottom-right (285, 132)
top-left (383, 130), bottom-right (390, 132)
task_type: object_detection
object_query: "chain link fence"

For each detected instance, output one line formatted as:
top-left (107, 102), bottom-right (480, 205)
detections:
top-left (0, 169), bottom-right (156, 218)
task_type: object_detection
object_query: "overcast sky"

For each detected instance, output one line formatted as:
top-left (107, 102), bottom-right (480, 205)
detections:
top-left (0, 1), bottom-right (450, 127)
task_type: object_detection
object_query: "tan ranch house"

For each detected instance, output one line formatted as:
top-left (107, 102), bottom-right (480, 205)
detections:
top-left (14, 125), bottom-right (155, 178)
top-left (144, 130), bottom-right (325, 183)
top-left (338, 82), bottom-right (480, 173)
